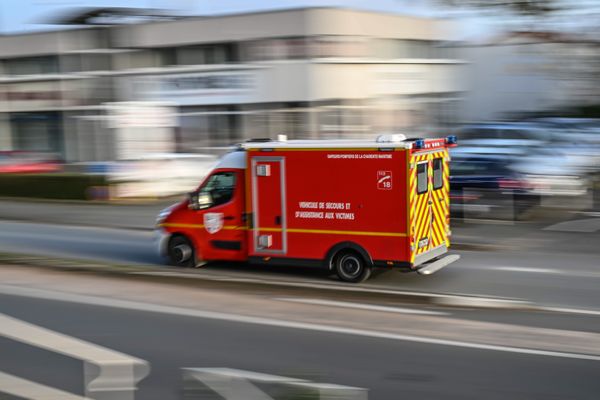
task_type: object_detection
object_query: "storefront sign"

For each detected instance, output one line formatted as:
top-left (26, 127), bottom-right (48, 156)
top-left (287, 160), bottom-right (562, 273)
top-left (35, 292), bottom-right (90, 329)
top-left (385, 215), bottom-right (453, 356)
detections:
top-left (133, 70), bottom-right (259, 106)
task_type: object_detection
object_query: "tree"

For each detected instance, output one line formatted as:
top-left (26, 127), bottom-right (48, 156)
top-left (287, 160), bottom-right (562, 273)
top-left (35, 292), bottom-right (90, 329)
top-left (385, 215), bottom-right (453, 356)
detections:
top-left (437, 0), bottom-right (561, 17)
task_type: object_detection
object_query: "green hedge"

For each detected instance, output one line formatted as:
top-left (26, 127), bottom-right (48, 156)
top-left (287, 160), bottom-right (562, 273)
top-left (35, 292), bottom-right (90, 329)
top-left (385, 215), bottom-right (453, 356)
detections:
top-left (0, 173), bottom-right (109, 200)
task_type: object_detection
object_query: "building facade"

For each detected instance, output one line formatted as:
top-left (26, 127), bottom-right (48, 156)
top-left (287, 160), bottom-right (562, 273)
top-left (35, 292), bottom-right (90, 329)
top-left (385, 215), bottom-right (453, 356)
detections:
top-left (460, 31), bottom-right (600, 122)
top-left (0, 7), bottom-right (465, 162)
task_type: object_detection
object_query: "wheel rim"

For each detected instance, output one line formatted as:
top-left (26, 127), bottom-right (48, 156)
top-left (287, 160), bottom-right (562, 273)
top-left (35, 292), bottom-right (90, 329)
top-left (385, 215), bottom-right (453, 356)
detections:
top-left (172, 243), bottom-right (192, 264)
top-left (339, 254), bottom-right (362, 278)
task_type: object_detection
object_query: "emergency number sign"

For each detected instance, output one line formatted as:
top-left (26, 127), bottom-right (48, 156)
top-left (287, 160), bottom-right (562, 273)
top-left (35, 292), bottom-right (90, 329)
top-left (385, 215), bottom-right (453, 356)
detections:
top-left (377, 170), bottom-right (392, 190)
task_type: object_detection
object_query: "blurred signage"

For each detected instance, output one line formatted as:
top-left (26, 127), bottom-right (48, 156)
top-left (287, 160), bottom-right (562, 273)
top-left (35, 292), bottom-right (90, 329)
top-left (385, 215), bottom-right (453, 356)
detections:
top-left (107, 102), bottom-right (177, 128)
top-left (373, 66), bottom-right (427, 95)
top-left (134, 70), bottom-right (258, 106)
top-left (0, 81), bottom-right (76, 111)
top-left (161, 73), bottom-right (252, 92)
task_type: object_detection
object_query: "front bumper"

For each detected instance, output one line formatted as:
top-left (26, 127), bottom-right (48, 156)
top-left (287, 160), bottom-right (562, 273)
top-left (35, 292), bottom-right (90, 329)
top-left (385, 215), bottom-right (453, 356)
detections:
top-left (154, 227), bottom-right (171, 258)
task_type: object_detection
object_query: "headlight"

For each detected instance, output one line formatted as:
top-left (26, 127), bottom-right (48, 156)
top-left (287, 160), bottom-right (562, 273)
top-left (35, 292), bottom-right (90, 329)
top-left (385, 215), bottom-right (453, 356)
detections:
top-left (156, 204), bottom-right (177, 224)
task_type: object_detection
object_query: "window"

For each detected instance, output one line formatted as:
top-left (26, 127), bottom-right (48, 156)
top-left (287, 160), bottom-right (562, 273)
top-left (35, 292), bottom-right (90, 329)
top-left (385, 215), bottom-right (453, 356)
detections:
top-left (433, 158), bottom-right (443, 190)
top-left (5, 56), bottom-right (59, 75)
top-left (417, 162), bottom-right (428, 194)
top-left (176, 43), bottom-right (235, 65)
top-left (196, 172), bottom-right (236, 209)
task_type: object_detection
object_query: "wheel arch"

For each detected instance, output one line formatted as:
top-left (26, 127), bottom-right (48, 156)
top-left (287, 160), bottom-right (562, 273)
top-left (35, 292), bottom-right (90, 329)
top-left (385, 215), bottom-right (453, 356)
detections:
top-left (324, 241), bottom-right (373, 270)
top-left (166, 231), bottom-right (204, 267)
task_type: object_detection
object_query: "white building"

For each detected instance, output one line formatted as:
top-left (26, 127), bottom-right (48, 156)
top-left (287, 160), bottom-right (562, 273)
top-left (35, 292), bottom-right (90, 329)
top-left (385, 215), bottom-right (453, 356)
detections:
top-left (460, 31), bottom-right (600, 122)
top-left (0, 7), bottom-right (466, 161)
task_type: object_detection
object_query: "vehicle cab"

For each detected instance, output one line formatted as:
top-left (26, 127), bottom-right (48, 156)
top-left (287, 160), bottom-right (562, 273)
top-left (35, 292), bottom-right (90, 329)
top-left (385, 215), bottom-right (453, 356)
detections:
top-left (155, 151), bottom-right (247, 267)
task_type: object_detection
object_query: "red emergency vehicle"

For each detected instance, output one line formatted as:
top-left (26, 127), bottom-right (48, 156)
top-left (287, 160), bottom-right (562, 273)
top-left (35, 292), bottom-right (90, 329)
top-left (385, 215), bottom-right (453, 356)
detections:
top-left (156, 134), bottom-right (460, 282)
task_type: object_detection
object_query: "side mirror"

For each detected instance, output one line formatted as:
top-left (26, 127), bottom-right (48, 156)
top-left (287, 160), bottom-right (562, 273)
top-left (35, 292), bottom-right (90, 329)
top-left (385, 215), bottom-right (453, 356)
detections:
top-left (188, 191), bottom-right (200, 210)
top-left (188, 191), bottom-right (212, 210)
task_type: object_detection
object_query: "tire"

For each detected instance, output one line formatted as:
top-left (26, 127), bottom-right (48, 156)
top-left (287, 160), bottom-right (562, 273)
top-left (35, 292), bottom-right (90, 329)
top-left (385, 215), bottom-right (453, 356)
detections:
top-left (334, 250), bottom-right (371, 283)
top-left (167, 235), bottom-right (198, 268)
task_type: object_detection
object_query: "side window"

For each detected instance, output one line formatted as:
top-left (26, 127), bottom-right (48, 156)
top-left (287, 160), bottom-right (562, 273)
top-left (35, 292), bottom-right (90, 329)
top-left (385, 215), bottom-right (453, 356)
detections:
top-left (417, 162), bottom-right (428, 194)
top-left (197, 172), bottom-right (237, 209)
top-left (433, 158), bottom-right (443, 190)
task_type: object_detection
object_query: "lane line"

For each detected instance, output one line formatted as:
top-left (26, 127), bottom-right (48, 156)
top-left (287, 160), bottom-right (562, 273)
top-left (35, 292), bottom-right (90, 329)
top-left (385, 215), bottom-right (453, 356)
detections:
top-left (1, 284), bottom-right (599, 362)
top-left (275, 297), bottom-right (449, 316)
top-left (573, 211), bottom-right (600, 218)
top-left (455, 265), bottom-right (600, 279)
top-left (543, 218), bottom-right (600, 233)
top-left (489, 266), bottom-right (600, 278)
top-left (493, 266), bottom-right (562, 274)
top-left (540, 307), bottom-right (600, 317)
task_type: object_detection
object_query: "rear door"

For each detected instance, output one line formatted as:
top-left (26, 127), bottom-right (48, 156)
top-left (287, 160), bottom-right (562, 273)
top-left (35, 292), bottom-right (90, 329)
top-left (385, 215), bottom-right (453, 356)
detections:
top-left (429, 150), bottom-right (450, 249)
top-left (410, 150), bottom-right (449, 263)
top-left (251, 157), bottom-right (287, 254)
top-left (411, 154), bottom-right (432, 260)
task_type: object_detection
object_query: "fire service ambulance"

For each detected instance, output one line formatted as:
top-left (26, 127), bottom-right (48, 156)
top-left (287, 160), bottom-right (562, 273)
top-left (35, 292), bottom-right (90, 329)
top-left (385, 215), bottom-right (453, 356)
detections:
top-left (156, 134), bottom-right (460, 282)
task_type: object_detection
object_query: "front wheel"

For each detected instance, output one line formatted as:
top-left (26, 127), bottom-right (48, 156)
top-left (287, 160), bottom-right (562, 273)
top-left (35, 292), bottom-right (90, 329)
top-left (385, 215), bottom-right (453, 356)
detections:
top-left (167, 235), bottom-right (198, 268)
top-left (334, 251), bottom-right (371, 283)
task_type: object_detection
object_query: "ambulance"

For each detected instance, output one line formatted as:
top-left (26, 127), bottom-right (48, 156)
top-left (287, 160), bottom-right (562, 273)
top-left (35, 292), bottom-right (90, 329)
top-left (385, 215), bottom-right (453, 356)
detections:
top-left (155, 134), bottom-right (460, 283)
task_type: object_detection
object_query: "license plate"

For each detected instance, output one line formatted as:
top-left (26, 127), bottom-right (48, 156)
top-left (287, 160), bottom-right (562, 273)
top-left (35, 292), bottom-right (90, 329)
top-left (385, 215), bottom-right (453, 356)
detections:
top-left (418, 238), bottom-right (429, 249)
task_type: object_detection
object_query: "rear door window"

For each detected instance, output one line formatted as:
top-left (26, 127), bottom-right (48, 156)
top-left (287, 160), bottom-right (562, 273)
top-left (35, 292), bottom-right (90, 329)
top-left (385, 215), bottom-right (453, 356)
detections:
top-left (433, 158), bottom-right (443, 190)
top-left (417, 162), bottom-right (428, 194)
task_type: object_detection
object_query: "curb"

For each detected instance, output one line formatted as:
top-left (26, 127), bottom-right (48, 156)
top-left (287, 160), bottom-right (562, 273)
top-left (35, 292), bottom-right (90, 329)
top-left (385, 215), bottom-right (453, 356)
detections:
top-left (0, 252), bottom-right (532, 312)
top-left (7, 252), bottom-right (600, 316)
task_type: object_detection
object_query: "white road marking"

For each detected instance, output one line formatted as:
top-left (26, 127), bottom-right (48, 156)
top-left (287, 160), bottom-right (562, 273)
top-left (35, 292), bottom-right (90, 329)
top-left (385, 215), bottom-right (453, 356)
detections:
top-left (543, 218), bottom-right (600, 233)
top-left (1, 284), bottom-right (600, 362)
top-left (433, 296), bottom-right (531, 309)
top-left (183, 368), bottom-right (367, 400)
top-left (493, 266), bottom-right (562, 274)
top-left (540, 307), bottom-right (600, 317)
top-left (0, 310), bottom-right (149, 399)
top-left (573, 211), bottom-right (600, 218)
top-left (276, 297), bottom-right (449, 316)
top-left (488, 266), bottom-right (600, 279)
top-left (0, 371), bottom-right (91, 400)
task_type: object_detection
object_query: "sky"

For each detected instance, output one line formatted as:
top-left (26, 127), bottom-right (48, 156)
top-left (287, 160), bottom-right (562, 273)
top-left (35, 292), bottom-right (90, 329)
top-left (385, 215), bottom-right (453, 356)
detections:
top-left (0, 0), bottom-right (466, 33)
top-left (1, 0), bottom-right (597, 37)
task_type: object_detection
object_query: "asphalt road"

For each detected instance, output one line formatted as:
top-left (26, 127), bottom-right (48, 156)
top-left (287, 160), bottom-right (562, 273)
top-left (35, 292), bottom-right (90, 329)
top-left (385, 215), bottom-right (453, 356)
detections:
top-left (1, 220), bottom-right (600, 310)
top-left (1, 291), bottom-right (599, 400)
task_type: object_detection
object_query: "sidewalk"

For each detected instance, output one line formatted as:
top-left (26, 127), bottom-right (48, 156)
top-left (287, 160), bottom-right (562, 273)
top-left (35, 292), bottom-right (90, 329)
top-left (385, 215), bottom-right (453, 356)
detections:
top-left (0, 198), bottom-right (174, 231)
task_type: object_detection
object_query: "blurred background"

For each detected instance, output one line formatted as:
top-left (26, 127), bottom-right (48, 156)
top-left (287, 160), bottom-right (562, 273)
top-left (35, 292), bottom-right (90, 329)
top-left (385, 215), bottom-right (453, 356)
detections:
top-left (0, 2), bottom-right (600, 399)
top-left (0, 0), bottom-right (597, 213)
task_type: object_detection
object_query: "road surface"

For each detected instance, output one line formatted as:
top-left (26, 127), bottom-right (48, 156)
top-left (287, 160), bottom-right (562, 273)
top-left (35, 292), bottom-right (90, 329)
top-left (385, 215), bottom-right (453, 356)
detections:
top-left (1, 220), bottom-right (599, 310)
top-left (0, 267), bottom-right (599, 400)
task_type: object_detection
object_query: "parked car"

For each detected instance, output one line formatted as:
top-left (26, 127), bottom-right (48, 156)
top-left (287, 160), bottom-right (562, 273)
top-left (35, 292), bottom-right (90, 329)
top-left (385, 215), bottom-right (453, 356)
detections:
top-left (457, 122), bottom-right (550, 150)
top-left (0, 151), bottom-right (61, 173)
top-left (450, 153), bottom-right (539, 219)
top-left (510, 146), bottom-right (591, 197)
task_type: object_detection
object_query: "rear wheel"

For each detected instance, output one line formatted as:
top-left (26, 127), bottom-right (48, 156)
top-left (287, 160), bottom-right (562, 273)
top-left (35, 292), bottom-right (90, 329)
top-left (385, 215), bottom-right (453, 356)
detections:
top-left (167, 235), bottom-right (197, 268)
top-left (334, 250), bottom-right (371, 283)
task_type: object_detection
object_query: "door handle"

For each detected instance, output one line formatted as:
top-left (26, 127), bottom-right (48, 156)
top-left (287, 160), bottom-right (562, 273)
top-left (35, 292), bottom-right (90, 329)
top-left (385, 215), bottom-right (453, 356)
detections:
top-left (275, 216), bottom-right (281, 225)
top-left (223, 216), bottom-right (235, 221)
